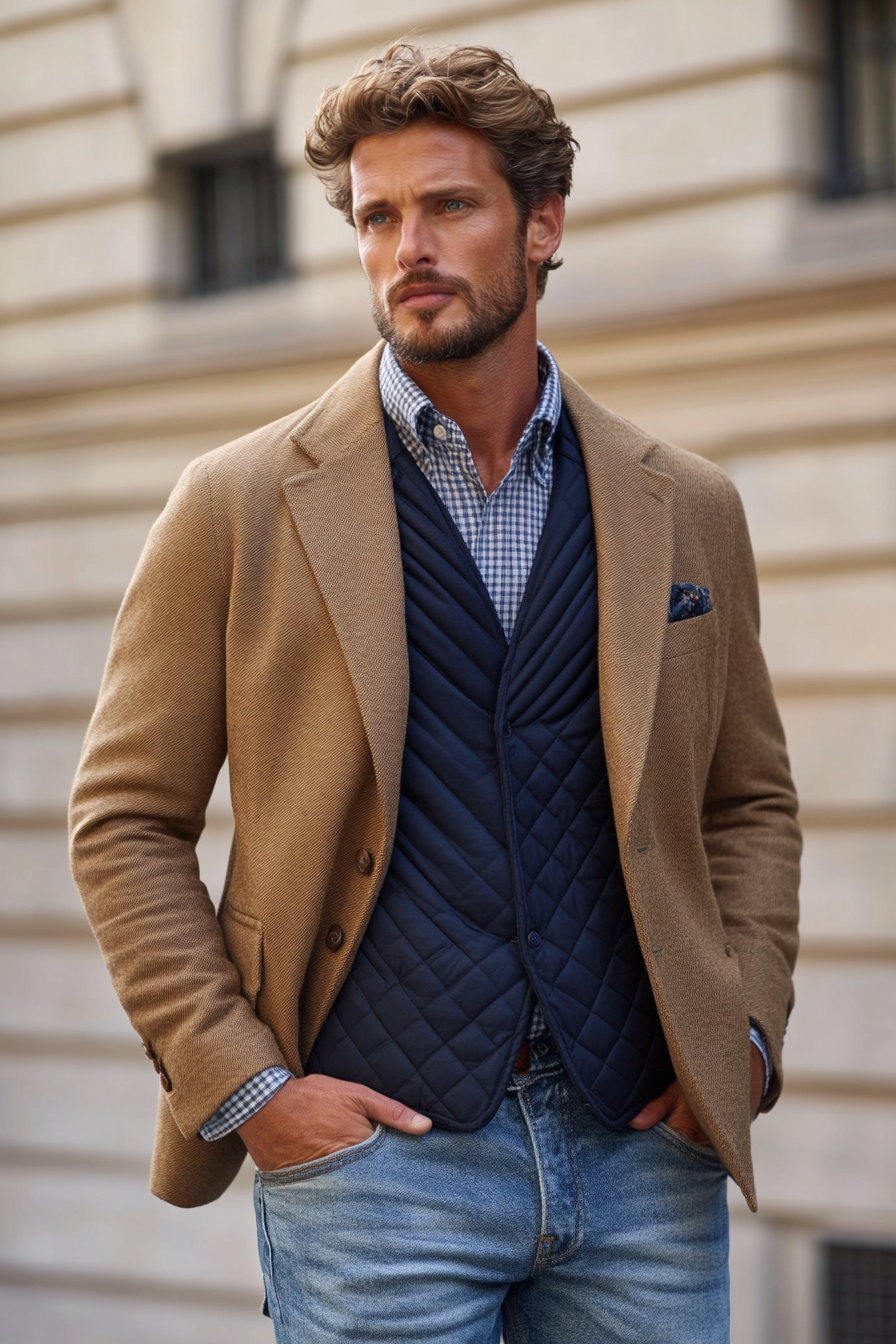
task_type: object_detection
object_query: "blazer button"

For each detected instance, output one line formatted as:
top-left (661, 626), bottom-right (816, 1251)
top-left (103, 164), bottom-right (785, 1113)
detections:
top-left (355, 849), bottom-right (374, 875)
top-left (325, 924), bottom-right (345, 951)
top-left (142, 1041), bottom-right (156, 1062)
top-left (158, 1067), bottom-right (172, 1092)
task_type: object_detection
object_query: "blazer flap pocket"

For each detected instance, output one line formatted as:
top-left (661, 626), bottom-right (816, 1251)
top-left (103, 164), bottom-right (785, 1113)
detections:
top-left (220, 904), bottom-right (263, 1007)
top-left (662, 607), bottom-right (718, 658)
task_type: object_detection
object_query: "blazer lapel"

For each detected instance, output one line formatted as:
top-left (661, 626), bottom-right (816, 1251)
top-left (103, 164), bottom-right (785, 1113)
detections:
top-left (282, 346), bottom-right (408, 834)
top-left (562, 374), bottom-right (675, 842)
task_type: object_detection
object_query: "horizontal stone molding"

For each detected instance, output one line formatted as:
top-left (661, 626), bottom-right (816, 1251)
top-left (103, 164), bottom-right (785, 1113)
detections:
top-left (0, 914), bottom-right (93, 940)
top-left (0, 91), bottom-right (136, 141)
top-left (783, 1074), bottom-right (896, 1103)
top-left (287, 0), bottom-right (606, 65)
top-left (0, 491), bottom-right (168, 526)
top-left (797, 806), bottom-right (896, 831)
top-left (0, 283), bottom-right (155, 329)
top-left (0, 699), bottom-right (95, 726)
top-left (797, 939), bottom-right (896, 963)
top-left (0, 1030), bottom-right (139, 1061)
top-left (758, 549), bottom-right (896, 581)
top-left (0, 595), bottom-right (120, 624)
top-left (0, 1143), bottom-right (146, 1178)
top-left (0, 1261), bottom-right (260, 1313)
top-left (773, 677), bottom-right (896, 700)
top-left (707, 416), bottom-right (896, 463)
top-left (0, 185), bottom-right (152, 233)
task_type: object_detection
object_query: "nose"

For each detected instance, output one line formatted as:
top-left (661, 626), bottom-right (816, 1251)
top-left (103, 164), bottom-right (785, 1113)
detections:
top-left (395, 213), bottom-right (437, 272)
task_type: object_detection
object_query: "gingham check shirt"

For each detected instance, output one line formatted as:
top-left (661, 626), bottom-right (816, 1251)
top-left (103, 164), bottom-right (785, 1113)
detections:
top-left (199, 345), bottom-right (769, 1141)
top-left (380, 341), bottom-right (561, 637)
top-left (199, 343), bottom-right (562, 1142)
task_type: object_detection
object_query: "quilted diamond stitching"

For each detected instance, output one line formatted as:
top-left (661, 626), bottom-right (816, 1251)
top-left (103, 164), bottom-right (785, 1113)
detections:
top-left (308, 411), bottom-right (671, 1129)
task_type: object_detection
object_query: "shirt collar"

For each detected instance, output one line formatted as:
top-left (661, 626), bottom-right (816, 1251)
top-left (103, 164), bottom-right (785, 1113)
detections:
top-left (378, 341), bottom-right (561, 487)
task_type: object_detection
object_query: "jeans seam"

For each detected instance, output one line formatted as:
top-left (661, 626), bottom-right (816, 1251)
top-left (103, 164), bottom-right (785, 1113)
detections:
top-left (502, 1293), bottom-right (528, 1344)
top-left (542, 1077), bottom-right (586, 1267)
top-left (255, 1177), bottom-right (285, 1332)
top-left (529, 1079), bottom-right (586, 1271)
top-left (515, 1086), bottom-right (550, 1277)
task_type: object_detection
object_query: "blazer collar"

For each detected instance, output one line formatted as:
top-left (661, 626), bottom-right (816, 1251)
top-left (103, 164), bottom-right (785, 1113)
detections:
top-left (561, 372), bottom-right (675, 844)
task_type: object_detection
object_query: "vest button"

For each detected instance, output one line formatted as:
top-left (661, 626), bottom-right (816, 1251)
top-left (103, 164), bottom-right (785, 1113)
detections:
top-left (355, 848), bottom-right (374, 875)
top-left (527, 931), bottom-right (542, 949)
top-left (325, 925), bottom-right (345, 951)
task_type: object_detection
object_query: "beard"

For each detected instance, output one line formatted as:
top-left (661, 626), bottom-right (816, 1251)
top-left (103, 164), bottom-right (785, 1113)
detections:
top-left (369, 231), bottom-right (529, 365)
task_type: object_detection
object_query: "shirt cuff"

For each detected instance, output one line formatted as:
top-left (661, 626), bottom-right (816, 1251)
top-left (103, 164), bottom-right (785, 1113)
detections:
top-left (749, 1024), bottom-right (772, 1096)
top-left (198, 1066), bottom-right (294, 1141)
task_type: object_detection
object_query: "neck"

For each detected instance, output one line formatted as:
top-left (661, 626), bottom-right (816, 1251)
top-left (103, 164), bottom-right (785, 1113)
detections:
top-left (397, 312), bottom-right (540, 496)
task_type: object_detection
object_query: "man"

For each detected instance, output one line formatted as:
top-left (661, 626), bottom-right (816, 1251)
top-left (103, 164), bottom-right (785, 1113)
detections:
top-left (70, 43), bottom-right (800, 1344)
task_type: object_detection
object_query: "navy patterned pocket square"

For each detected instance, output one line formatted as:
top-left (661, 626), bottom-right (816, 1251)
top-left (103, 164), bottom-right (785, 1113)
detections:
top-left (668, 582), bottom-right (713, 623)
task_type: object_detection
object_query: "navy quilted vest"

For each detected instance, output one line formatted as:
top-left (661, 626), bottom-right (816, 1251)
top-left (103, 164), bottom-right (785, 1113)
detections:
top-left (307, 408), bottom-right (673, 1129)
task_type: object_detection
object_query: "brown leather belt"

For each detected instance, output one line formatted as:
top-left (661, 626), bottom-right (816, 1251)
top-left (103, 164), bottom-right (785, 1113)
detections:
top-left (514, 1042), bottom-right (531, 1075)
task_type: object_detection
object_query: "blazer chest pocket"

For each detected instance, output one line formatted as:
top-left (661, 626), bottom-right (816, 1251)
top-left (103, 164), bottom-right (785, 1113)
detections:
top-left (220, 903), bottom-right (264, 1008)
top-left (662, 607), bottom-right (719, 659)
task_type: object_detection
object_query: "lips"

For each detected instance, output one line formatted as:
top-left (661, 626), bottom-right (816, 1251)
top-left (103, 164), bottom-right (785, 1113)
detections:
top-left (396, 284), bottom-right (456, 310)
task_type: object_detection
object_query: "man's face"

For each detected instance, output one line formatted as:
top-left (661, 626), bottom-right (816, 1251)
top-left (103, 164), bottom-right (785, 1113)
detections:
top-left (350, 120), bottom-right (530, 364)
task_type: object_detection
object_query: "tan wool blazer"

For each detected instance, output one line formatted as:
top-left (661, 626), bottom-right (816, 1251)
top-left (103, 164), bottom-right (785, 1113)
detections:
top-left (70, 344), bottom-right (800, 1211)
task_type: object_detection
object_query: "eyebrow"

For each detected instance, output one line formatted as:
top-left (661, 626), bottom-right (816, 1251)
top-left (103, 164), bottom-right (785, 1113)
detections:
top-left (354, 185), bottom-right (481, 216)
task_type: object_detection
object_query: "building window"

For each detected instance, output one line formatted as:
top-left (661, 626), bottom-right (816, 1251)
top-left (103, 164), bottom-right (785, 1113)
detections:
top-left (824, 1241), bottom-right (896, 1343)
top-left (161, 130), bottom-right (288, 296)
top-left (824, 0), bottom-right (896, 197)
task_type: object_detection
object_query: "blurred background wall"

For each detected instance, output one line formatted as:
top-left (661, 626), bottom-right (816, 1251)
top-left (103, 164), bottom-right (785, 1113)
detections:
top-left (0, 1), bottom-right (894, 1341)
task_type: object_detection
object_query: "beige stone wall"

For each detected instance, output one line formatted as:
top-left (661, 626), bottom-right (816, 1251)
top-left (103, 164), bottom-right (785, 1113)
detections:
top-left (1, 2), bottom-right (894, 1340)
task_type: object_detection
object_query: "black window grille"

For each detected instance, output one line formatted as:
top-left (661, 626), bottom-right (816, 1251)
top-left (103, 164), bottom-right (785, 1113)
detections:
top-left (165, 130), bottom-right (288, 296)
top-left (824, 0), bottom-right (896, 197)
top-left (824, 1241), bottom-right (896, 1344)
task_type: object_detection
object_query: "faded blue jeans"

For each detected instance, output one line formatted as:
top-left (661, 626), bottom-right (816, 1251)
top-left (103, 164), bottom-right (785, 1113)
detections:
top-left (254, 1035), bottom-right (730, 1343)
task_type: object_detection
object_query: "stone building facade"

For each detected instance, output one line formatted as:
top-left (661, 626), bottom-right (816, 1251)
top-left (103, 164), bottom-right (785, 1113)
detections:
top-left (0, 2), bottom-right (894, 1341)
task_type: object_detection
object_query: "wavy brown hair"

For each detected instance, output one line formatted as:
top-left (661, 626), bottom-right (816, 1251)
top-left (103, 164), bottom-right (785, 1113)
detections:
top-left (304, 43), bottom-right (578, 299)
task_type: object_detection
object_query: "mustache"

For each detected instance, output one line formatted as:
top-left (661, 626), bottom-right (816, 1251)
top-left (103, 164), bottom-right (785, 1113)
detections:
top-left (387, 269), bottom-right (476, 309)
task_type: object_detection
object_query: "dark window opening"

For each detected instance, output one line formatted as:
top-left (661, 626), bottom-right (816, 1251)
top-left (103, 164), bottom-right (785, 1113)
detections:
top-left (824, 1241), bottom-right (896, 1344)
top-left (162, 130), bottom-right (288, 296)
top-left (824, 0), bottom-right (896, 197)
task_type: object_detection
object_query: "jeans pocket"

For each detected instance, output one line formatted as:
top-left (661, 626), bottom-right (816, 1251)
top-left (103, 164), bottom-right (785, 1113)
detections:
top-left (653, 1121), bottom-right (727, 1169)
top-left (257, 1124), bottom-right (388, 1186)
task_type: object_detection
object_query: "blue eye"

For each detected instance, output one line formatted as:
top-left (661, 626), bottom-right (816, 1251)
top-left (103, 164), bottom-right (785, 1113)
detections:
top-left (368, 212), bottom-right (389, 226)
top-left (444, 200), bottom-right (465, 211)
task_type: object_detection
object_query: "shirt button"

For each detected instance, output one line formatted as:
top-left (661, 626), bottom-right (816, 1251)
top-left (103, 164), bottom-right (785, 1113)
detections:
top-left (433, 423), bottom-right (447, 440)
top-left (325, 925), bottom-right (345, 951)
top-left (527, 931), bottom-right (542, 949)
top-left (355, 848), bottom-right (374, 875)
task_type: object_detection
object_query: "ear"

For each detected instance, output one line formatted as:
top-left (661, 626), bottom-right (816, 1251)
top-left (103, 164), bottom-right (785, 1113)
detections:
top-left (526, 193), bottom-right (565, 266)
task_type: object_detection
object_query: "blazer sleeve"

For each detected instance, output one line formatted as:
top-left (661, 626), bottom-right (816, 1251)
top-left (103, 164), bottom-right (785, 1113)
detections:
top-left (69, 458), bottom-right (288, 1140)
top-left (701, 477), bottom-right (801, 1109)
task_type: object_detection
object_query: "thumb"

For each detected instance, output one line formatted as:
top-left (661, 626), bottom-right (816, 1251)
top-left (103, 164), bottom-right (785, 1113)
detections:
top-left (628, 1081), bottom-right (679, 1131)
top-left (359, 1089), bottom-right (432, 1136)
